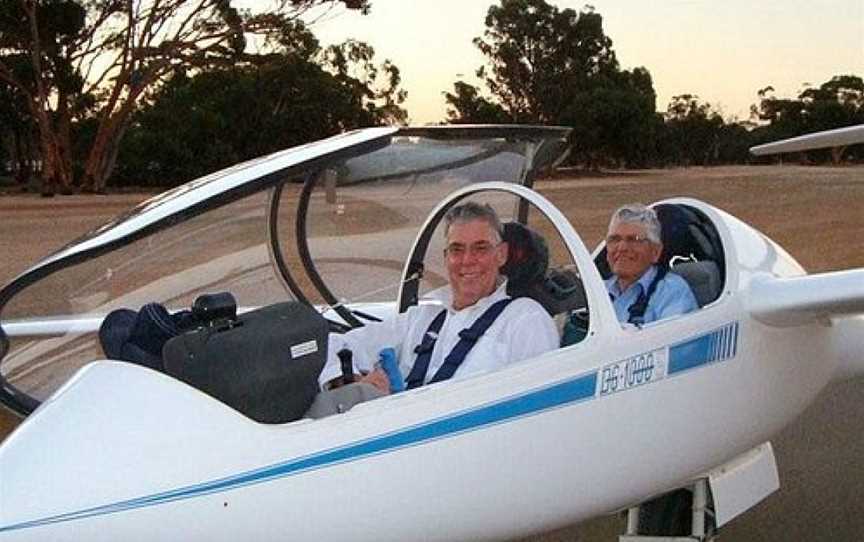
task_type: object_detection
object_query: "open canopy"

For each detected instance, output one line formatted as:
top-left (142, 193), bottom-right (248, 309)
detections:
top-left (0, 125), bottom-right (572, 415)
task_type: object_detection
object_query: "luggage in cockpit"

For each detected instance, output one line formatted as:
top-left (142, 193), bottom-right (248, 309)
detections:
top-left (162, 297), bottom-right (328, 424)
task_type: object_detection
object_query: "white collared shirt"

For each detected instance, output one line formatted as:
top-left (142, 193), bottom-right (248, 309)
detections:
top-left (319, 281), bottom-right (559, 388)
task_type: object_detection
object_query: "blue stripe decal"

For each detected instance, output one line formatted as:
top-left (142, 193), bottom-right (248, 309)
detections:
top-left (668, 321), bottom-right (739, 374)
top-left (1, 371), bottom-right (598, 532)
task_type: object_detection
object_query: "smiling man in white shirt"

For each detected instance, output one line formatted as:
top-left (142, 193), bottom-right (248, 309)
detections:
top-left (318, 201), bottom-right (559, 393)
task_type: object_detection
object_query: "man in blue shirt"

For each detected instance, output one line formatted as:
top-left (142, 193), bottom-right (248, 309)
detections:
top-left (604, 203), bottom-right (698, 325)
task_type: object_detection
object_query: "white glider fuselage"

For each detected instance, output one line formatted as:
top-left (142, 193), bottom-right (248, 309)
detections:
top-left (0, 197), bottom-right (857, 541)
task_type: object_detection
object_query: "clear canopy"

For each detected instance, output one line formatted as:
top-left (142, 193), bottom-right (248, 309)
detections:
top-left (0, 125), bottom-right (572, 414)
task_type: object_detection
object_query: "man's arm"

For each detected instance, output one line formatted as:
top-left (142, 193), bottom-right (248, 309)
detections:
top-left (318, 314), bottom-right (410, 388)
top-left (652, 275), bottom-right (700, 321)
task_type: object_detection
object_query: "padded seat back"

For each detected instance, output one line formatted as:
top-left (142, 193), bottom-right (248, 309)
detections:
top-left (501, 222), bottom-right (549, 297)
top-left (670, 260), bottom-right (722, 307)
top-left (501, 222), bottom-right (587, 317)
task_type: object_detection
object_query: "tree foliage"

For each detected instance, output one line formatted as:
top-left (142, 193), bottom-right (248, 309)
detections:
top-left (0, 0), bottom-right (87, 193)
top-left (322, 38), bottom-right (408, 125)
top-left (0, 0), bottom-right (369, 194)
top-left (443, 81), bottom-right (509, 124)
top-left (4, 0), bottom-right (861, 194)
top-left (660, 94), bottom-right (724, 166)
top-left (561, 66), bottom-right (658, 168)
top-left (114, 21), bottom-right (406, 187)
top-left (457, 0), bottom-right (657, 167)
top-left (472, 1), bottom-right (618, 123)
top-left (0, 65), bottom-right (38, 184)
top-left (447, 0), bottom-right (862, 168)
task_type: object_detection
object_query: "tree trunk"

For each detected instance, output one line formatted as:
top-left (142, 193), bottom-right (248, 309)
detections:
top-left (35, 118), bottom-right (57, 197)
top-left (55, 93), bottom-right (74, 194)
top-left (80, 120), bottom-right (116, 194)
top-left (26, 97), bottom-right (73, 196)
top-left (43, 132), bottom-right (72, 195)
top-left (11, 129), bottom-right (30, 186)
top-left (100, 115), bottom-right (132, 189)
top-left (81, 91), bottom-right (141, 193)
top-left (22, 1), bottom-right (70, 196)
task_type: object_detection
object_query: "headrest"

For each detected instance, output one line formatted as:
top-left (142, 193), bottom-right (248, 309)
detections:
top-left (501, 222), bottom-right (549, 295)
top-left (654, 203), bottom-right (717, 265)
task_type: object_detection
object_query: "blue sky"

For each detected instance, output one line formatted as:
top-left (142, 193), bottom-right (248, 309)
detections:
top-left (305, 0), bottom-right (863, 124)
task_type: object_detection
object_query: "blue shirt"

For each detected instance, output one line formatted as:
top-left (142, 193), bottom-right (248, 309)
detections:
top-left (605, 265), bottom-right (699, 325)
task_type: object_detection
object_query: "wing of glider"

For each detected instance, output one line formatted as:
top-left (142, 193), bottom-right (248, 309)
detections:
top-left (750, 124), bottom-right (864, 155)
top-left (746, 268), bottom-right (864, 326)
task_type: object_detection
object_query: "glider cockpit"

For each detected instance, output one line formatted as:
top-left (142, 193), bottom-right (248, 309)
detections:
top-left (0, 126), bottom-right (579, 415)
top-left (0, 124), bottom-right (728, 421)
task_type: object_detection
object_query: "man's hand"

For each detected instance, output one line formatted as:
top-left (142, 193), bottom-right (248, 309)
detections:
top-left (359, 369), bottom-right (391, 395)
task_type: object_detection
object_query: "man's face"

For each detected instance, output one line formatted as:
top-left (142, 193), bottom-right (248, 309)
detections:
top-left (445, 219), bottom-right (508, 310)
top-left (606, 221), bottom-right (662, 287)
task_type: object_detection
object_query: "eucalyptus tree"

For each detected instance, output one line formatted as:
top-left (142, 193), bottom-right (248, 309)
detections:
top-left (472, 0), bottom-right (619, 123)
top-left (455, 0), bottom-right (657, 168)
top-left (662, 94), bottom-right (724, 165)
top-left (0, 0), bottom-right (368, 194)
top-left (443, 80), bottom-right (509, 124)
top-left (115, 20), bottom-right (406, 187)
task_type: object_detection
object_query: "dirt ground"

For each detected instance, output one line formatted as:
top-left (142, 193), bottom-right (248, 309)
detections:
top-left (0, 165), bottom-right (862, 541)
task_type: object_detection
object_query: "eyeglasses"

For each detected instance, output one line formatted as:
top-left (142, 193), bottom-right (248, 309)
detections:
top-left (606, 234), bottom-right (652, 247)
top-left (444, 241), bottom-right (499, 260)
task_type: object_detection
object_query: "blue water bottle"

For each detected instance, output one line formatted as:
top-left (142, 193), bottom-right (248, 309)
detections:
top-left (378, 347), bottom-right (404, 393)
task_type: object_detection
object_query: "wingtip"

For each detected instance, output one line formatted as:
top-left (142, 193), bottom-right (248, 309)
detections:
top-left (749, 124), bottom-right (864, 156)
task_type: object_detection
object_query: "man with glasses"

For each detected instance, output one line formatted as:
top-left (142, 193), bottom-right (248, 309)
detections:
top-left (604, 203), bottom-right (698, 325)
top-left (317, 201), bottom-right (558, 394)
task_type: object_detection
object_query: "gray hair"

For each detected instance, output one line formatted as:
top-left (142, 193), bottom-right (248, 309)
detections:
top-left (608, 203), bottom-right (662, 244)
top-left (443, 202), bottom-right (503, 243)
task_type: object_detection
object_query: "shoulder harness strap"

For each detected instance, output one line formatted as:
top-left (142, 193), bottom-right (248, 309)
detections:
top-left (406, 298), bottom-right (514, 389)
top-left (627, 266), bottom-right (668, 326)
top-left (430, 298), bottom-right (513, 384)
top-left (405, 309), bottom-right (447, 390)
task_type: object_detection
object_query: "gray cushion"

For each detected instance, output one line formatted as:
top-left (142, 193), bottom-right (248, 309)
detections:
top-left (670, 260), bottom-right (722, 307)
top-left (304, 382), bottom-right (386, 419)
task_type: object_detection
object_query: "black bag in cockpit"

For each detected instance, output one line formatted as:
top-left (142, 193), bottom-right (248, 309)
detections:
top-left (162, 294), bottom-right (328, 424)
